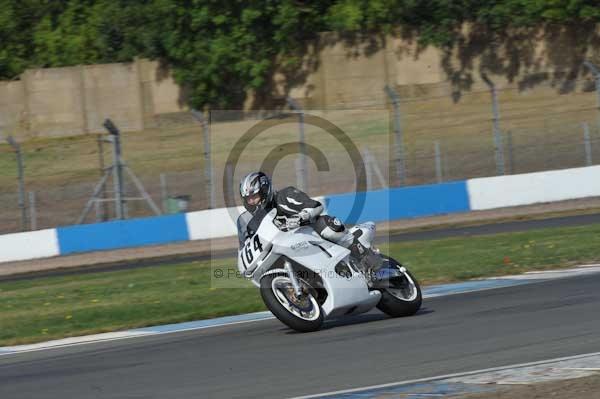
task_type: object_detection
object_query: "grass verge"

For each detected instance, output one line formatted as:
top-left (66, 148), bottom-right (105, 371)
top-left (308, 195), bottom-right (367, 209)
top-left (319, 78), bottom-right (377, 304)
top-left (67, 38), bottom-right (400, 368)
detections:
top-left (2, 222), bottom-right (600, 346)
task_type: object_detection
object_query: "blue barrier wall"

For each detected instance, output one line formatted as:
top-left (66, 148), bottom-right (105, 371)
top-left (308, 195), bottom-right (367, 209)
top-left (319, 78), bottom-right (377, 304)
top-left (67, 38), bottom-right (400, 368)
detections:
top-left (53, 182), bottom-right (470, 256)
top-left (3, 167), bottom-right (598, 263)
top-left (8, 181), bottom-right (471, 261)
top-left (324, 181), bottom-right (471, 224)
top-left (57, 214), bottom-right (189, 255)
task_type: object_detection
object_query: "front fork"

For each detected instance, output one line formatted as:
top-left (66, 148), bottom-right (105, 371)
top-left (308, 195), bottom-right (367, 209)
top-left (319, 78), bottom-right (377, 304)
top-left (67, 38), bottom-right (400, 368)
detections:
top-left (284, 260), bottom-right (303, 297)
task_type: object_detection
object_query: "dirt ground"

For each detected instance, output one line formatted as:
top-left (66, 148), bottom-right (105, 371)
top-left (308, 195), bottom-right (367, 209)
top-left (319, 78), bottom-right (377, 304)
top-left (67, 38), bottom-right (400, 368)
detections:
top-left (457, 374), bottom-right (600, 398)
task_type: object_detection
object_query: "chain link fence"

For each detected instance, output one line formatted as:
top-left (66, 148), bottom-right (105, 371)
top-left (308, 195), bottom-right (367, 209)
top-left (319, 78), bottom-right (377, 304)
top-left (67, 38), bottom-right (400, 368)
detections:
top-left (2, 77), bottom-right (600, 234)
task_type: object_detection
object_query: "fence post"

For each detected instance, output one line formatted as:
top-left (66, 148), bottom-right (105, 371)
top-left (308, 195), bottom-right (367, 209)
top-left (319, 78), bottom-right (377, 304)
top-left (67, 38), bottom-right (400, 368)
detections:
top-left (29, 191), bottom-right (37, 231)
top-left (225, 163), bottom-right (235, 207)
top-left (505, 130), bottom-right (515, 174)
top-left (103, 120), bottom-right (126, 219)
top-left (109, 134), bottom-right (124, 219)
top-left (160, 173), bottom-right (168, 212)
top-left (191, 108), bottom-right (216, 209)
top-left (434, 141), bottom-right (443, 183)
top-left (94, 199), bottom-right (101, 222)
top-left (481, 74), bottom-right (506, 176)
top-left (362, 147), bottom-right (388, 190)
top-left (362, 148), bottom-right (373, 191)
top-left (583, 61), bottom-right (600, 133)
top-left (96, 135), bottom-right (109, 221)
top-left (384, 85), bottom-right (406, 186)
top-left (286, 97), bottom-right (308, 193)
top-left (6, 136), bottom-right (27, 231)
top-left (583, 122), bottom-right (593, 166)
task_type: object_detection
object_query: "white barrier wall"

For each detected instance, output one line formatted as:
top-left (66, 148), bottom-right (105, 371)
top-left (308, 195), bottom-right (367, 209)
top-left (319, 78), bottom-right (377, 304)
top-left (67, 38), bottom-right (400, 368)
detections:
top-left (186, 206), bottom-right (244, 241)
top-left (467, 165), bottom-right (600, 211)
top-left (185, 197), bottom-right (325, 242)
top-left (4, 170), bottom-right (600, 265)
top-left (0, 229), bottom-right (60, 263)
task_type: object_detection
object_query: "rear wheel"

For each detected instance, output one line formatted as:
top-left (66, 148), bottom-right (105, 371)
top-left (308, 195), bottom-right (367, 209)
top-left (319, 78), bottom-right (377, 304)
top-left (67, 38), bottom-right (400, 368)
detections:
top-left (376, 256), bottom-right (422, 317)
top-left (260, 273), bottom-right (324, 332)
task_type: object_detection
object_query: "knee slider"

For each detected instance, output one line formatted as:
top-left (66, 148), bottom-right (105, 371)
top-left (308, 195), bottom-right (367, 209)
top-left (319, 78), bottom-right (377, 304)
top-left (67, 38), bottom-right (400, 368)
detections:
top-left (315, 215), bottom-right (346, 243)
top-left (322, 215), bottom-right (345, 232)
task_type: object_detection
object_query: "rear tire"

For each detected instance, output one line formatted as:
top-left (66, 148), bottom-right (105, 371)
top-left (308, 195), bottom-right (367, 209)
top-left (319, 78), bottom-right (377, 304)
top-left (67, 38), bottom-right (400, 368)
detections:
top-left (376, 257), bottom-right (422, 317)
top-left (260, 273), bottom-right (324, 332)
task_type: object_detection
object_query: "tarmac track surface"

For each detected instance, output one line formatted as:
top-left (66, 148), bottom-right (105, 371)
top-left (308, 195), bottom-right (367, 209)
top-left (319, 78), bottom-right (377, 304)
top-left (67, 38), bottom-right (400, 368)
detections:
top-left (1, 272), bottom-right (600, 398)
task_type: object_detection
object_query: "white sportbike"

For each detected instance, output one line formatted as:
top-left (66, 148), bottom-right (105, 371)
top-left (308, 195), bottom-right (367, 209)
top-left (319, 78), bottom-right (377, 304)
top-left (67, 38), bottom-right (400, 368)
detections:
top-left (238, 208), bottom-right (422, 332)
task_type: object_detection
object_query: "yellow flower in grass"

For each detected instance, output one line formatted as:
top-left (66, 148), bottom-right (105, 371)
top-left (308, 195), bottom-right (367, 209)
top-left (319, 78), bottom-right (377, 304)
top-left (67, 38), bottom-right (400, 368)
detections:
top-left (65, 315), bottom-right (72, 320)
top-left (90, 299), bottom-right (99, 303)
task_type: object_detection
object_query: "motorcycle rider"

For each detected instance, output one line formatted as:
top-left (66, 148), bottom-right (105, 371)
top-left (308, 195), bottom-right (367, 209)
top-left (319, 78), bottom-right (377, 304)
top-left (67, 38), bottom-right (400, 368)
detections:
top-left (237, 171), bottom-right (357, 251)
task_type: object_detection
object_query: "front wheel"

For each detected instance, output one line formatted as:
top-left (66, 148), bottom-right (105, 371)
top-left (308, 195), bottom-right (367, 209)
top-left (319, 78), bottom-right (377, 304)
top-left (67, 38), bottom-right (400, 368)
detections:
top-left (260, 273), bottom-right (324, 332)
top-left (376, 256), bottom-right (422, 317)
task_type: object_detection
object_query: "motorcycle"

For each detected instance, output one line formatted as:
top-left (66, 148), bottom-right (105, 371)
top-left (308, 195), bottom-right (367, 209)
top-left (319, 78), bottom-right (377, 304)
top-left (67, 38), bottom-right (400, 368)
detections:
top-left (237, 208), bottom-right (422, 332)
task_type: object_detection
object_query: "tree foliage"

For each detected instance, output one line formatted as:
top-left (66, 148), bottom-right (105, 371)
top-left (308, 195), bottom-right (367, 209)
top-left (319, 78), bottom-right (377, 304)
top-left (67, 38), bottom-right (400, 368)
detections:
top-left (2, 0), bottom-right (600, 107)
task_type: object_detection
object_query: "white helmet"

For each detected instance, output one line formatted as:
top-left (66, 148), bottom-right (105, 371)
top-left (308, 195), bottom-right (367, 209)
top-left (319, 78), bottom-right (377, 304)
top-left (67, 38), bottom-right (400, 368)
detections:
top-left (239, 171), bottom-right (274, 214)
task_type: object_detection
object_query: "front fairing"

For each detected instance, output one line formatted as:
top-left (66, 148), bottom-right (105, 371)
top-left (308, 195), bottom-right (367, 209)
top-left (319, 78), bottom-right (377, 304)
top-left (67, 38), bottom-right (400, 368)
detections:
top-left (274, 227), bottom-right (379, 318)
top-left (272, 226), bottom-right (350, 271)
top-left (239, 208), bottom-right (351, 276)
top-left (237, 209), bottom-right (280, 276)
top-left (239, 211), bottom-right (378, 317)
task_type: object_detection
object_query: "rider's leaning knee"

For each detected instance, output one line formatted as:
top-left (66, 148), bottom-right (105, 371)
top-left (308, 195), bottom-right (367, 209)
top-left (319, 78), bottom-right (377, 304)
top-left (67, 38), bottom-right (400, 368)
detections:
top-left (314, 215), bottom-right (348, 244)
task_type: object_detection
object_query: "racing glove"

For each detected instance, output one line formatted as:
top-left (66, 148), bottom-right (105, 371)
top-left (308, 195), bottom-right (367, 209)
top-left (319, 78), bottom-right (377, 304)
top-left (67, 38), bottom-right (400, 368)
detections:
top-left (298, 205), bottom-right (323, 223)
top-left (285, 215), bottom-right (302, 230)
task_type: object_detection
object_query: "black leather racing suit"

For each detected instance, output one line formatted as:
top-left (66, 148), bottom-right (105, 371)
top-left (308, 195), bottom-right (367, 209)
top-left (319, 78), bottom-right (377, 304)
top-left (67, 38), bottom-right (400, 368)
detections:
top-left (236, 186), bottom-right (349, 248)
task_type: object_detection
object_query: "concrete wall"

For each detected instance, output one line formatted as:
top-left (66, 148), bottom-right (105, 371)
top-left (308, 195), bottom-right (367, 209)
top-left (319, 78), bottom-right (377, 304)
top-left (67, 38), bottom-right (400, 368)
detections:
top-left (287, 26), bottom-right (600, 108)
top-left (82, 63), bottom-right (145, 133)
top-left (2, 27), bottom-right (598, 138)
top-left (22, 67), bottom-right (87, 137)
top-left (0, 80), bottom-right (27, 136)
top-left (317, 36), bottom-right (390, 108)
top-left (138, 60), bottom-right (187, 116)
top-left (0, 59), bottom-right (187, 139)
top-left (304, 34), bottom-right (449, 109)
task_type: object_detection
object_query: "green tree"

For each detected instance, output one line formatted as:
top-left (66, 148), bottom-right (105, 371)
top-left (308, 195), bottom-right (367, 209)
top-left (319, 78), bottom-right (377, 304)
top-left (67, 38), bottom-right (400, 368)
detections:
top-left (2, 1), bottom-right (600, 107)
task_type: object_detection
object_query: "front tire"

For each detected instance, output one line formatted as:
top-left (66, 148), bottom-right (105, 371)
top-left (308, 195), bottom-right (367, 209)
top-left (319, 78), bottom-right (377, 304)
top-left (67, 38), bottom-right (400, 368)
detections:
top-left (376, 256), bottom-right (422, 317)
top-left (260, 273), bottom-right (324, 332)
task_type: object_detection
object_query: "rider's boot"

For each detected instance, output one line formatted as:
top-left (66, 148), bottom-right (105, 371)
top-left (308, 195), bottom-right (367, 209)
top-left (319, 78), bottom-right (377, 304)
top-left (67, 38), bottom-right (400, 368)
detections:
top-left (349, 232), bottom-right (383, 274)
top-left (315, 216), bottom-right (383, 275)
top-left (314, 215), bottom-right (350, 244)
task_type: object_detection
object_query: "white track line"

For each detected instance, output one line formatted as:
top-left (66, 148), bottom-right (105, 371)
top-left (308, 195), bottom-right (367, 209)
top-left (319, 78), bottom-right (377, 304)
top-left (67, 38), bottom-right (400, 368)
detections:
top-left (0, 315), bottom-right (275, 356)
top-left (3, 265), bottom-right (600, 357)
top-left (290, 352), bottom-right (600, 398)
